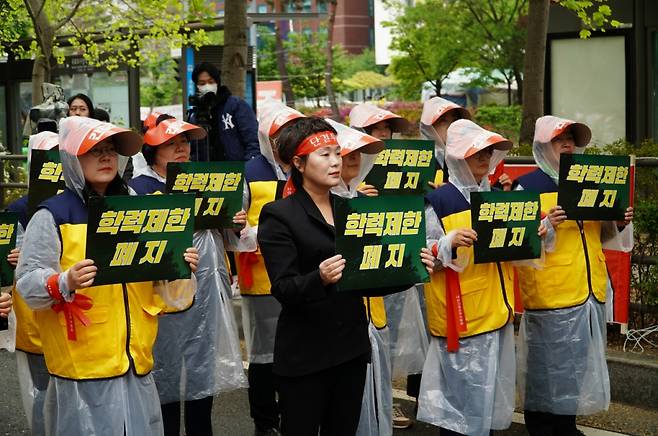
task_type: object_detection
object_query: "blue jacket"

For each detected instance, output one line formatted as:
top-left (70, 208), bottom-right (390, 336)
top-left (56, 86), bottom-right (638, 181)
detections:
top-left (189, 86), bottom-right (260, 162)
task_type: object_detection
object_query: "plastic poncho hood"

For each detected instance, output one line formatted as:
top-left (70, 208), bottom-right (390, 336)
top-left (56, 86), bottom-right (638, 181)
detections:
top-left (327, 119), bottom-right (384, 198)
top-left (349, 103), bottom-right (411, 133)
top-left (445, 119), bottom-right (511, 202)
top-left (533, 115), bottom-right (592, 182)
top-left (257, 99), bottom-right (305, 180)
top-left (420, 97), bottom-right (471, 163)
top-left (58, 116), bottom-right (142, 198)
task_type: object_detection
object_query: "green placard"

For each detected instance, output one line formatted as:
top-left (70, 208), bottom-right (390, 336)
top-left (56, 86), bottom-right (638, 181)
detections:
top-left (0, 212), bottom-right (18, 286)
top-left (364, 139), bottom-right (436, 196)
top-left (165, 161), bottom-right (245, 229)
top-left (471, 191), bottom-right (541, 264)
top-left (86, 194), bottom-right (195, 286)
top-left (28, 149), bottom-right (65, 218)
top-left (335, 195), bottom-right (429, 293)
top-left (558, 154), bottom-right (631, 221)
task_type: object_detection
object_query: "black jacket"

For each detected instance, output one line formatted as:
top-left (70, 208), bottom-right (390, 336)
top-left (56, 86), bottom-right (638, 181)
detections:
top-left (257, 187), bottom-right (370, 377)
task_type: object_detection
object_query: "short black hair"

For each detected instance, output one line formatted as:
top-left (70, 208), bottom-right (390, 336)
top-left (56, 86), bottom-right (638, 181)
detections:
top-left (93, 107), bottom-right (110, 122)
top-left (191, 62), bottom-right (221, 86)
top-left (142, 114), bottom-right (176, 165)
top-left (276, 117), bottom-right (337, 189)
top-left (67, 93), bottom-right (94, 117)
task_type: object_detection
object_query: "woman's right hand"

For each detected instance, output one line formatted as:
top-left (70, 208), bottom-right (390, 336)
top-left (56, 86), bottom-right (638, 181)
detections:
top-left (319, 254), bottom-right (346, 285)
top-left (66, 259), bottom-right (97, 290)
top-left (0, 292), bottom-right (12, 318)
top-left (357, 184), bottom-right (379, 197)
top-left (547, 206), bottom-right (567, 229)
top-left (451, 229), bottom-right (477, 249)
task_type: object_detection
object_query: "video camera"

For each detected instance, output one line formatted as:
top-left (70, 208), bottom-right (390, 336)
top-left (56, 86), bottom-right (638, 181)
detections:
top-left (186, 91), bottom-right (218, 161)
top-left (27, 83), bottom-right (68, 134)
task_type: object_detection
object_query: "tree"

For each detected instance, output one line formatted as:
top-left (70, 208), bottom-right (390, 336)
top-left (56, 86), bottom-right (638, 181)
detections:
top-left (519, 0), bottom-right (620, 143)
top-left (222, 0), bottom-right (248, 97)
top-left (324, 0), bottom-right (340, 119)
top-left (140, 55), bottom-right (181, 109)
top-left (285, 30), bottom-right (347, 107)
top-left (256, 27), bottom-right (280, 81)
top-left (385, 0), bottom-right (475, 100)
top-left (344, 71), bottom-right (396, 91)
top-left (457, 0), bottom-right (528, 105)
top-left (0, 0), bottom-right (213, 105)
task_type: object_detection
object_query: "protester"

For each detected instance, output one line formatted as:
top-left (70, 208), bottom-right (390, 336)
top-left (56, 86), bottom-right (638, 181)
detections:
top-left (236, 99), bottom-right (305, 436)
top-left (16, 116), bottom-right (199, 436)
top-left (350, 102), bottom-right (427, 429)
top-left (327, 118), bottom-right (393, 436)
top-left (188, 62), bottom-right (260, 161)
top-left (130, 112), bottom-right (248, 436)
top-left (419, 119), bottom-right (520, 436)
top-left (419, 97), bottom-right (471, 186)
top-left (6, 131), bottom-right (59, 436)
top-left (257, 117), bottom-right (434, 435)
top-left (93, 107), bottom-right (111, 122)
top-left (66, 93), bottom-right (94, 118)
top-left (515, 116), bottom-right (634, 436)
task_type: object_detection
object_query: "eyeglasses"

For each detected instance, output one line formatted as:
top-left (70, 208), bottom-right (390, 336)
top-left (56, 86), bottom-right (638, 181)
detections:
top-left (88, 146), bottom-right (118, 157)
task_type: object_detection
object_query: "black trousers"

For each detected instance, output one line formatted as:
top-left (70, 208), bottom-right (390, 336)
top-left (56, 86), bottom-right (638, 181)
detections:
top-left (524, 410), bottom-right (578, 436)
top-left (248, 362), bottom-right (280, 431)
top-left (161, 396), bottom-right (214, 436)
top-left (277, 357), bottom-right (368, 436)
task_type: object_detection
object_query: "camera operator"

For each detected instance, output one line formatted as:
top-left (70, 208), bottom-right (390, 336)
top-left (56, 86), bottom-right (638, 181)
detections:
top-left (188, 62), bottom-right (260, 161)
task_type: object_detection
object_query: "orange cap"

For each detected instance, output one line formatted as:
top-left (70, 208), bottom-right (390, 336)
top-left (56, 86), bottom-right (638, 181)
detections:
top-left (143, 118), bottom-right (207, 146)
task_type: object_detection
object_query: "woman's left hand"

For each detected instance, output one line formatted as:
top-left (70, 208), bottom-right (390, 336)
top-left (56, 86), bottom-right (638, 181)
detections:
top-left (420, 247), bottom-right (435, 274)
top-left (7, 248), bottom-right (19, 267)
top-left (498, 173), bottom-right (513, 191)
top-left (0, 292), bottom-right (12, 318)
top-left (184, 247), bottom-right (199, 273)
top-left (357, 184), bottom-right (379, 197)
top-left (538, 222), bottom-right (547, 238)
top-left (233, 210), bottom-right (248, 227)
top-left (616, 207), bottom-right (633, 228)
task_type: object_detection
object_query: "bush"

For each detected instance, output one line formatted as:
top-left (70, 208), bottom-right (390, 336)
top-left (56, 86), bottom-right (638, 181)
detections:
top-left (474, 104), bottom-right (522, 146)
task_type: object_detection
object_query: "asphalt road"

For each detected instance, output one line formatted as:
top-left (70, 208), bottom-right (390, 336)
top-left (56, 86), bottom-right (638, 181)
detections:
top-left (2, 349), bottom-right (653, 436)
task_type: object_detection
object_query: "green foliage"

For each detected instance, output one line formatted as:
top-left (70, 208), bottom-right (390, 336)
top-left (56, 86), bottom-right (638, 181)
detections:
top-left (140, 52), bottom-right (181, 108)
top-left (344, 71), bottom-right (396, 91)
top-left (285, 30), bottom-right (348, 105)
top-left (1, 0), bottom-right (214, 73)
top-left (344, 48), bottom-right (385, 78)
top-left (256, 26), bottom-right (280, 81)
top-left (557, 0), bottom-right (621, 38)
top-left (385, 0), bottom-right (475, 100)
top-left (474, 105), bottom-right (522, 146)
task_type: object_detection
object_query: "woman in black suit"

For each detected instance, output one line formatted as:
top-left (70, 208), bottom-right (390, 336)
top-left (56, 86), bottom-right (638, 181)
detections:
top-left (257, 117), bottom-right (434, 436)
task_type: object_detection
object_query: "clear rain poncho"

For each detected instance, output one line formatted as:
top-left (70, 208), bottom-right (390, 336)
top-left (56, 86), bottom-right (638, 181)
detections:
top-left (13, 131), bottom-right (60, 436)
top-left (417, 119), bottom-right (515, 436)
top-left (135, 166), bottom-right (248, 403)
top-left (419, 97), bottom-right (471, 169)
top-left (238, 100), bottom-right (304, 364)
top-left (328, 121), bottom-right (391, 436)
top-left (15, 116), bottom-right (195, 436)
top-left (516, 115), bottom-right (633, 416)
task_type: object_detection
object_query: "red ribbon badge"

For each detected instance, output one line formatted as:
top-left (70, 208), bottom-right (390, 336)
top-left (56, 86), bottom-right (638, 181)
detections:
top-left (238, 252), bottom-right (260, 290)
top-left (445, 268), bottom-right (468, 352)
top-left (52, 294), bottom-right (93, 341)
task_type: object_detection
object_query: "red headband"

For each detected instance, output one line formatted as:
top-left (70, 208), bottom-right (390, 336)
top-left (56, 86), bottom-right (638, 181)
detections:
top-left (294, 131), bottom-right (339, 156)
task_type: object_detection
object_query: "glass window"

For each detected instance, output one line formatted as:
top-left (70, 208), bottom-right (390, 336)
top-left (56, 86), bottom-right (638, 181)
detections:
top-left (56, 70), bottom-right (130, 126)
top-left (258, 4), bottom-right (267, 13)
top-left (551, 36), bottom-right (626, 145)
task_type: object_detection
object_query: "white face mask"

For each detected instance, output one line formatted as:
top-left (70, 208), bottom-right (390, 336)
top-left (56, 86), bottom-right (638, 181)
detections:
top-left (197, 84), bottom-right (218, 95)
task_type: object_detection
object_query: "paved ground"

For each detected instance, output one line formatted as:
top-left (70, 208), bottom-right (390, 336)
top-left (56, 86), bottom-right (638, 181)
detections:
top-left (2, 350), bottom-right (657, 436)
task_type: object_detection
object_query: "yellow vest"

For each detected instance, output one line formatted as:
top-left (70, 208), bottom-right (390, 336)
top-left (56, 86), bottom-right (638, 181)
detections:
top-left (14, 289), bottom-right (42, 354)
top-left (516, 192), bottom-right (608, 310)
top-left (35, 223), bottom-right (166, 380)
top-left (237, 181), bottom-right (279, 296)
top-left (425, 209), bottom-right (514, 338)
top-left (363, 297), bottom-right (387, 329)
